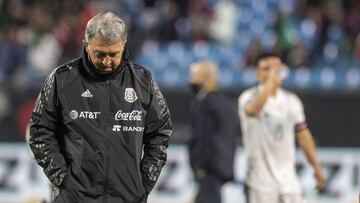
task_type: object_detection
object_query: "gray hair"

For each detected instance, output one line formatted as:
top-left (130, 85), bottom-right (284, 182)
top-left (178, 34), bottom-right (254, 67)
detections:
top-left (85, 12), bottom-right (127, 44)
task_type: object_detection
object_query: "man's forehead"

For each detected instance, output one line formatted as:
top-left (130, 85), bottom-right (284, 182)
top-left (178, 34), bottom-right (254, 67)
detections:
top-left (190, 64), bottom-right (202, 73)
top-left (189, 64), bottom-right (204, 78)
top-left (259, 57), bottom-right (281, 67)
top-left (88, 37), bottom-right (123, 48)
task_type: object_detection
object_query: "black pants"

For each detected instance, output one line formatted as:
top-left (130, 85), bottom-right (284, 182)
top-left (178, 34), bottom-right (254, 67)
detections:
top-left (195, 173), bottom-right (224, 203)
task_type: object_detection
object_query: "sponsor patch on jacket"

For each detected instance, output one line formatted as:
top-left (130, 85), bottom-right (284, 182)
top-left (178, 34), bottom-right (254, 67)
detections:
top-left (124, 88), bottom-right (138, 103)
top-left (81, 89), bottom-right (93, 98)
top-left (112, 125), bottom-right (144, 132)
top-left (70, 110), bottom-right (100, 120)
top-left (115, 110), bottom-right (142, 121)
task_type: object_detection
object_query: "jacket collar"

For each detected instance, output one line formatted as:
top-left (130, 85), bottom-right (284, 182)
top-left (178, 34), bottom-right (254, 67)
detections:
top-left (195, 89), bottom-right (209, 101)
top-left (81, 46), bottom-right (131, 80)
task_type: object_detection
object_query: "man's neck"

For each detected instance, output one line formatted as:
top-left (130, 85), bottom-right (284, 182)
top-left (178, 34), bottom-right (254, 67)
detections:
top-left (270, 86), bottom-right (280, 97)
top-left (203, 83), bottom-right (217, 92)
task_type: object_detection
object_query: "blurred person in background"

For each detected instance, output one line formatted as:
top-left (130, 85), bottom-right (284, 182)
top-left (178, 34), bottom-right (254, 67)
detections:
top-left (244, 38), bottom-right (262, 68)
top-left (29, 12), bottom-right (172, 203)
top-left (188, 0), bottom-right (213, 41)
top-left (208, 0), bottom-right (237, 44)
top-left (188, 60), bottom-right (238, 203)
top-left (238, 53), bottom-right (326, 203)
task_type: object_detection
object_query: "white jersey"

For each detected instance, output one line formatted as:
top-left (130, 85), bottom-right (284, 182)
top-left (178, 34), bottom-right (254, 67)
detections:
top-left (238, 86), bottom-right (306, 194)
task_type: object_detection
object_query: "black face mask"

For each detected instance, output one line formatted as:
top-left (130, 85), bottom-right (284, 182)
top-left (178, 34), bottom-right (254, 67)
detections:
top-left (189, 83), bottom-right (201, 95)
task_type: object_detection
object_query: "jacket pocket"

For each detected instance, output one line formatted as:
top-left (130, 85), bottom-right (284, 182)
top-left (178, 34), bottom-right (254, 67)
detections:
top-left (75, 144), bottom-right (104, 192)
top-left (64, 132), bottom-right (84, 162)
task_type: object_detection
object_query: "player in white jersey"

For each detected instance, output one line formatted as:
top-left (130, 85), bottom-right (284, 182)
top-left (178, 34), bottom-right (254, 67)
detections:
top-left (238, 54), bottom-right (326, 203)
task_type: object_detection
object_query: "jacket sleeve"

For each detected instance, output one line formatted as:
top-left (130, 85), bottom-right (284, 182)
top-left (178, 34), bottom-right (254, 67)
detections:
top-left (29, 71), bottom-right (68, 187)
top-left (141, 75), bottom-right (172, 194)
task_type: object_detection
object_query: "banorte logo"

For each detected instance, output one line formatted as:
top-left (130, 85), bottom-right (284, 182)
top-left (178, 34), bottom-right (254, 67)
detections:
top-left (115, 110), bottom-right (142, 121)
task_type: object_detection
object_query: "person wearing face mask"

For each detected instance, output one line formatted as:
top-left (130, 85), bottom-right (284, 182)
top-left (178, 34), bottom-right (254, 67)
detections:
top-left (187, 60), bottom-right (238, 203)
top-left (238, 53), bottom-right (326, 203)
top-left (28, 12), bottom-right (172, 203)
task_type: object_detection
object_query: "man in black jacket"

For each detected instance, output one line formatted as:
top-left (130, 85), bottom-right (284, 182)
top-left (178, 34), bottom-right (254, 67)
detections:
top-left (188, 60), bottom-right (238, 203)
top-left (29, 12), bottom-right (172, 203)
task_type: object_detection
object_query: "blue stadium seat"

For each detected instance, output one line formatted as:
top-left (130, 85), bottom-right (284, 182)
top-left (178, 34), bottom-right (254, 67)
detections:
top-left (261, 29), bottom-right (277, 51)
top-left (345, 67), bottom-right (360, 89)
top-left (241, 67), bottom-right (257, 87)
top-left (291, 67), bottom-right (311, 88)
top-left (327, 24), bottom-right (343, 44)
top-left (218, 69), bottom-right (234, 87)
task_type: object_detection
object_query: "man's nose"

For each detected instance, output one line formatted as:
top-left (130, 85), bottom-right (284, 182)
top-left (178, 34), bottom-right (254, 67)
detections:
top-left (102, 56), bottom-right (111, 66)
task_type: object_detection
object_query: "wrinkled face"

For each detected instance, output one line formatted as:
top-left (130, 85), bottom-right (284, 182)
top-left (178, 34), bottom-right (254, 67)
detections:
top-left (85, 36), bottom-right (124, 73)
top-left (256, 56), bottom-right (284, 85)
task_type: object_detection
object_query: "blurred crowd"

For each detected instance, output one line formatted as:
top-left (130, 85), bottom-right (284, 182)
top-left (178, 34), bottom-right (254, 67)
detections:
top-left (0, 0), bottom-right (359, 88)
top-left (0, 0), bottom-right (97, 86)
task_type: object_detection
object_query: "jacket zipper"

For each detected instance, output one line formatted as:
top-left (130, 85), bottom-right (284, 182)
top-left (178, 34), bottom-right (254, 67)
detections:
top-left (104, 80), bottom-right (110, 203)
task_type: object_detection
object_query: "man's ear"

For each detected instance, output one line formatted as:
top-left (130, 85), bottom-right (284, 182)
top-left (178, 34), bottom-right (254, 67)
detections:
top-left (83, 39), bottom-right (89, 51)
top-left (255, 68), bottom-right (261, 81)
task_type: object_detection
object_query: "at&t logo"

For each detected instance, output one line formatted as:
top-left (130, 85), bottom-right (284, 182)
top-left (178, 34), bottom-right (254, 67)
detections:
top-left (70, 110), bottom-right (100, 120)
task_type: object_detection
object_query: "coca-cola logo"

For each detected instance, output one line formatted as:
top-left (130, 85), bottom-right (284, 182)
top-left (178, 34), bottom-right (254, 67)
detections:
top-left (115, 110), bottom-right (142, 121)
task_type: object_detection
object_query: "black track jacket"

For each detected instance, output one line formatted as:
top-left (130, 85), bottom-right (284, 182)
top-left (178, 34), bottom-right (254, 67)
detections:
top-left (29, 48), bottom-right (172, 203)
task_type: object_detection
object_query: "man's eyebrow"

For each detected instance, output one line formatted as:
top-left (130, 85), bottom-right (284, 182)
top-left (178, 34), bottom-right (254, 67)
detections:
top-left (260, 66), bottom-right (270, 69)
top-left (93, 50), bottom-right (121, 54)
